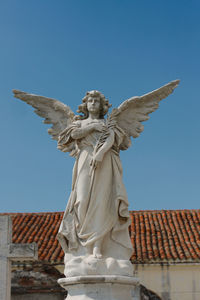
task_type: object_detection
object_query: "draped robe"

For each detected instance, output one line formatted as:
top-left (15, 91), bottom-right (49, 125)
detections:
top-left (57, 119), bottom-right (132, 257)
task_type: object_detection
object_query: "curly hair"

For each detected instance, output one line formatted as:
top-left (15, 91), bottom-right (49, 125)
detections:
top-left (75, 90), bottom-right (112, 120)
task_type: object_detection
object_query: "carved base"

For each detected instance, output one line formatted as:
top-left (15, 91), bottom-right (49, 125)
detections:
top-left (58, 275), bottom-right (140, 300)
top-left (63, 254), bottom-right (133, 277)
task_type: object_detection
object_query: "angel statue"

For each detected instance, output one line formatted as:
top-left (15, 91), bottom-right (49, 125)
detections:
top-left (13, 80), bottom-right (179, 277)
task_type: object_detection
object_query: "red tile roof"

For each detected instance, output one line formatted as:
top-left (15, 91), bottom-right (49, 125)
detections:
top-left (130, 210), bottom-right (200, 263)
top-left (2, 210), bottom-right (200, 263)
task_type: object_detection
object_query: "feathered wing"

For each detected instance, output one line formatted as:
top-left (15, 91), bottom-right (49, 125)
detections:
top-left (111, 80), bottom-right (180, 144)
top-left (13, 90), bottom-right (75, 151)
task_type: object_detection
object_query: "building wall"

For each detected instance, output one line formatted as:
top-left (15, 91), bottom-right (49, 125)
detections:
top-left (12, 293), bottom-right (64, 300)
top-left (135, 263), bottom-right (200, 300)
top-left (11, 263), bottom-right (200, 300)
top-left (11, 266), bottom-right (66, 300)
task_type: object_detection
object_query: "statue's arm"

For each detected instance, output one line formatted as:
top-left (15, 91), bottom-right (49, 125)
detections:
top-left (71, 123), bottom-right (104, 139)
top-left (71, 126), bottom-right (93, 139)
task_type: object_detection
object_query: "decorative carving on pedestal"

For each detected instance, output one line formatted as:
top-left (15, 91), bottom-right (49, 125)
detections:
top-left (13, 80), bottom-right (180, 299)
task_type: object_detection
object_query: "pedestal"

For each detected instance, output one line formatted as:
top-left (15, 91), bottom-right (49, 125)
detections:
top-left (58, 275), bottom-right (140, 300)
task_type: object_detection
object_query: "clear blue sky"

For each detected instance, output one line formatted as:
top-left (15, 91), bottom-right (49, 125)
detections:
top-left (1, 0), bottom-right (200, 212)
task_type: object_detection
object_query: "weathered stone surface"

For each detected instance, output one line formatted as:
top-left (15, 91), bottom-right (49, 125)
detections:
top-left (11, 263), bottom-right (66, 300)
top-left (9, 244), bottom-right (37, 260)
top-left (0, 216), bottom-right (37, 300)
top-left (58, 275), bottom-right (140, 300)
top-left (0, 216), bottom-right (12, 300)
top-left (12, 294), bottom-right (64, 300)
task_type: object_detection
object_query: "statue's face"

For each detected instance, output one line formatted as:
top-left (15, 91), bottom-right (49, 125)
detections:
top-left (87, 96), bottom-right (101, 115)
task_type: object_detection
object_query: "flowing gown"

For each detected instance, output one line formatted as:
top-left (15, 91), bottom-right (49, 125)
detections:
top-left (57, 119), bottom-right (133, 258)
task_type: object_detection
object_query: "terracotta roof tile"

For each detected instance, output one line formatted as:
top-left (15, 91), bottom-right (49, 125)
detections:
top-left (1, 210), bottom-right (199, 263)
top-left (130, 210), bottom-right (200, 263)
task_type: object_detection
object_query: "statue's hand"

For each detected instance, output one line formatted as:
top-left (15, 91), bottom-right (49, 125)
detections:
top-left (93, 151), bottom-right (104, 162)
top-left (90, 151), bottom-right (104, 173)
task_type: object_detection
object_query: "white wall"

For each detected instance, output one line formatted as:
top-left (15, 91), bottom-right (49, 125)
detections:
top-left (135, 263), bottom-right (200, 300)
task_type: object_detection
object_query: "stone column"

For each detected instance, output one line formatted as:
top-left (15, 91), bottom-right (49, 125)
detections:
top-left (0, 216), bottom-right (38, 300)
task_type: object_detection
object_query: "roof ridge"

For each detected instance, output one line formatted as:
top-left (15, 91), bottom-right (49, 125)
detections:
top-left (130, 209), bottom-right (200, 213)
top-left (0, 211), bottom-right (64, 215)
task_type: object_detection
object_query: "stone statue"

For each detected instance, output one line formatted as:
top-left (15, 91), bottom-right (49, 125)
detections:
top-left (13, 80), bottom-right (180, 279)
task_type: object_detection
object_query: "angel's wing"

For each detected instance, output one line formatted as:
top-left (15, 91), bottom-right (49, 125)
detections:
top-left (111, 80), bottom-right (180, 140)
top-left (13, 90), bottom-right (75, 141)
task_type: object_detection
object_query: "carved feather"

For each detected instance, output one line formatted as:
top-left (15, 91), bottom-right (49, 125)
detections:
top-left (112, 80), bottom-right (180, 139)
top-left (13, 90), bottom-right (75, 141)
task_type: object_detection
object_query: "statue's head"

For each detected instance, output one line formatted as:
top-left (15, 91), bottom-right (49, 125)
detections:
top-left (76, 90), bottom-right (112, 119)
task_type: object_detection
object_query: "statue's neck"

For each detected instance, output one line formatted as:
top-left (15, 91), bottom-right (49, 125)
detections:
top-left (87, 113), bottom-right (100, 121)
